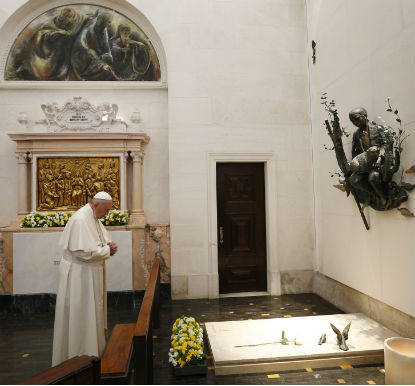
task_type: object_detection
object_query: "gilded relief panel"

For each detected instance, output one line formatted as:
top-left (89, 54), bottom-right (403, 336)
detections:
top-left (36, 156), bottom-right (120, 211)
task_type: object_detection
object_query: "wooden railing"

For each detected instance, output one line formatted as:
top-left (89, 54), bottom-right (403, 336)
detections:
top-left (20, 258), bottom-right (161, 385)
top-left (20, 356), bottom-right (100, 385)
top-left (132, 257), bottom-right (160, 384)
top-left (101, 257), bottom-right (160, 384)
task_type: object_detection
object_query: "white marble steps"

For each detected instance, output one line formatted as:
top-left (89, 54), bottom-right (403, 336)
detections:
top-left (205, 313), bottom-right (398, 375)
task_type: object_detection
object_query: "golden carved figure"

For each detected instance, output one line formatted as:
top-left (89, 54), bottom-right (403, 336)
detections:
top-left (36, 156), bottom-right (121, 211)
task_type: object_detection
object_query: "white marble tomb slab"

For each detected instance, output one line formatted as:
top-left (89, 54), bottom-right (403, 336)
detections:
top-left (205, 313), bottom-right (398, 375)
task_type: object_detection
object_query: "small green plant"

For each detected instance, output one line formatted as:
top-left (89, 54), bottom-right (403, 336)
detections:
top-left (281, 330), bottom-right (289, 345)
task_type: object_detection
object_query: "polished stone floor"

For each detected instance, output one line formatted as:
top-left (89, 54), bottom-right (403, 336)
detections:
top-left (0, 293), bottom-right (386, 385)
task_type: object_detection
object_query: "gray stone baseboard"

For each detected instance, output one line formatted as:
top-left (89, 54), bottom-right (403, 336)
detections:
top-left (280, 269), bottom-right (314, 294)
top-left (0, 284), bottom-right (171, 314)
top-left (313, 271), bottom-right (414, 338)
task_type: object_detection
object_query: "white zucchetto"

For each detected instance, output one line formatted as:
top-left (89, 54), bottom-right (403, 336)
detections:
top-left (93, 191), bottom-right (112, 200)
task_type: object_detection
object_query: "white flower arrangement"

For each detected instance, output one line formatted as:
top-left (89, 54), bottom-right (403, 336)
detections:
top-left (20, 209), bottom-right (128, 228)
top-left (101, 209), bottom-right (128, 226)
top-left (20, 212), bottom-right (73, 228)
top-left (168, 316), bottom-right (206, 368)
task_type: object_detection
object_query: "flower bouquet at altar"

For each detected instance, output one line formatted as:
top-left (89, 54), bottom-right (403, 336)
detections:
top-left (101, 209), bottom-right (128, 226)
top-left (168, 316), bottom-right (207, 375)
top-left (20, 210), bottom-right (128, 228)
top-left (20, 211), bottom-right (74, 228)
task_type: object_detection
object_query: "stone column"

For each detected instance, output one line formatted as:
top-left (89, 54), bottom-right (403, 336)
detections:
top-left (123, 151), bottom-right (129, 211)
top-left (16, 152), bottom-right (30, 216)
top-left (129, 150), bottom-right (146, 227)
top-left (128, 150), bottom-right (146, 289)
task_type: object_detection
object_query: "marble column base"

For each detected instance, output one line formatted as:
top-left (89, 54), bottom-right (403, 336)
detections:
top-left (128, 212), bottom-right (146, 227)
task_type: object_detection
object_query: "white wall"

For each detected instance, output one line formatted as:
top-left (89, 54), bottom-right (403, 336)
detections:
top-left (0, 0), bottom-right (317, 299)
top-left (307, 0), bottom-right (415, 316)
top-left (0, 0), bottom-right (169, 226)
top-left (155, 0), bottom-right (313, 297)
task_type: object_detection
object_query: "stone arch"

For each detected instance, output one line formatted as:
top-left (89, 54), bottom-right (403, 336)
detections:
top-left (0, 0), bottom-right (167, 86)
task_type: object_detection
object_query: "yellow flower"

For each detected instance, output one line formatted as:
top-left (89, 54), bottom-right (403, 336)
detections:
top-left (49, 221), bottom-right (52, 226)
top-left (116, 217), bottom-right (120, 221)
top-left (27, 221), bottom-right (31, 225)
top-left (36, 217), bottom-right (40, 221)
top-left (106, 221), bottom-right (109, 225)
top-left (182, 327), bottom-right (187, 332)
top-left (109, 218), bottom-right (114, 222)
top-left (64, 216), bottom-right (68, 221)
top-left (56, 219), bottom-right (60, 224)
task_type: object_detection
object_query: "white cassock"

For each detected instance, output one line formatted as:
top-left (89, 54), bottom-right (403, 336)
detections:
top-left (52, 204), bottom-right (111, 366)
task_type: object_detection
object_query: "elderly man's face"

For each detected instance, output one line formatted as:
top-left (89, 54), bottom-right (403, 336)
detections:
top-left (120, 30), bottom-right (130, 45)
top-left (92, 200), bottom-right (113, 219)
top-left (350, 113), bottom-right (367, 127)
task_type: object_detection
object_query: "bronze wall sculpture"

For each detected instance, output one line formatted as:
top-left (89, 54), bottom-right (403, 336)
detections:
top-left (5, 5), bottom-right (160, 81)
top-left (36, 156), bottom-right (121, 211)
top-left (322, 96), bottom-right (414, 229)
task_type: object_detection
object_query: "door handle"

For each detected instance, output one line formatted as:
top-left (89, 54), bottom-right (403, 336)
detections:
top-left (219, 226), bottom-right (224, 245)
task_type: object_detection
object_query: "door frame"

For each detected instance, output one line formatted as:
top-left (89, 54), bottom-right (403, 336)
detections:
top-left (207, 152), bottom-right (280, 298)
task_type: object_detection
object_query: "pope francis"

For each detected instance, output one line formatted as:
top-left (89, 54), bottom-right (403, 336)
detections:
top-left (52, 191), bottom-right (118, 366)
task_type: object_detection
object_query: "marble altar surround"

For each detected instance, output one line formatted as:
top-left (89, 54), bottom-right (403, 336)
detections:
top-left (8, 131), bottom-right (149, 227)
top-left (2, 102), bottom-right (152, 294)
top-left (13, 230), bottom-right (132, 294)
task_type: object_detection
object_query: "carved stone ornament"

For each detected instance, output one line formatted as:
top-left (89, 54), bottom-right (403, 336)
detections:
top-left (130, 151), bottom-right (144, 163)
top-left (39, 97), bottom-right (127, 132)
top-left (15, 152), bottom-right (31, 163)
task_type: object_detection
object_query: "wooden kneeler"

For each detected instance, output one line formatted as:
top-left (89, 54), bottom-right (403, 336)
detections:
top-left (20, 355), bottom-right (100, 385)
top-left (100, 258), bottom-right (160, 384)
top-left (100, 323), bottom-right (136, 383)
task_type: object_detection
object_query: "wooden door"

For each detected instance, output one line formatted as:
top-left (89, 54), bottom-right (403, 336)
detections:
top-left (216, 163), bottom-right (267, 293)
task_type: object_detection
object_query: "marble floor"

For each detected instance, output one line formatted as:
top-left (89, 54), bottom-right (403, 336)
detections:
top-left (0, 292), bottom-right (387, 385)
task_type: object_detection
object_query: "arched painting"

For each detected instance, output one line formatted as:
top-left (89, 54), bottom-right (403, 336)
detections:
top-left (5, 5), bottom-right (161, 81)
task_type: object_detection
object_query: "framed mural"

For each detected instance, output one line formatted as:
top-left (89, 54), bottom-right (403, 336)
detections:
top-left (5, 4), bottom-right (161, 82)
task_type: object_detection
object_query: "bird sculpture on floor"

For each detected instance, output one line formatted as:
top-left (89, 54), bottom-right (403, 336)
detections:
top-left (330, 322), bottom-right (351, 351)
